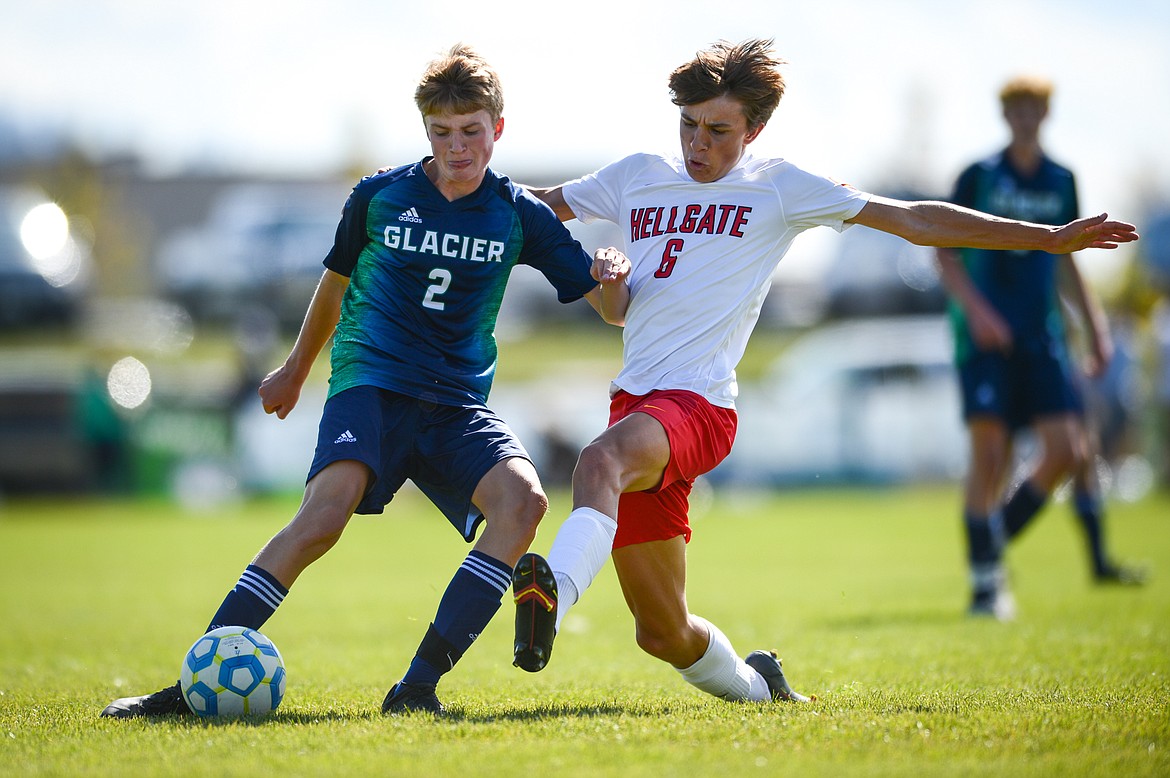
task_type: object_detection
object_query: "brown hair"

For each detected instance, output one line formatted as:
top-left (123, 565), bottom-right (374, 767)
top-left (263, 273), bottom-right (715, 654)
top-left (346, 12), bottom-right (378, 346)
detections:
top-left (414, 44), bottom-right (504, 120)
top-left (999, 75), bottom-right (1053, 109)
top-left (668, 38), bottom-right (786, 128)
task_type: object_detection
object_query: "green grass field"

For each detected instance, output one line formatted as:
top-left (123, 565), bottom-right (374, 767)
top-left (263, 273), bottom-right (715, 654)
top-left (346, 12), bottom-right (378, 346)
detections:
top-left (1, 486), bottom-right (1167, 777)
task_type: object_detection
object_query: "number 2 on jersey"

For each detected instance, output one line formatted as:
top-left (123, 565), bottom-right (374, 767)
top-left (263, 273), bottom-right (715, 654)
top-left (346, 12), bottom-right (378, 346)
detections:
top-left (655, 238), bottom-right (684, 278)
top-left (422, 268), bottom-right (452, 310)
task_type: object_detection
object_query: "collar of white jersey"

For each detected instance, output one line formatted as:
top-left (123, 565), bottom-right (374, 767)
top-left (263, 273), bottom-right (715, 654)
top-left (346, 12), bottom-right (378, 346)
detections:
top-left (671, 151), bottom-right (762, 183)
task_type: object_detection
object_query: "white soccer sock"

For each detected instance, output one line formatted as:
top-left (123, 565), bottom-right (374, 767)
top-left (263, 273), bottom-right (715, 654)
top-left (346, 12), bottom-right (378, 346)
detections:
top-left (546, 507), bottom-right (617, 631)
top-left (676, 617), bottom-right (771, 702)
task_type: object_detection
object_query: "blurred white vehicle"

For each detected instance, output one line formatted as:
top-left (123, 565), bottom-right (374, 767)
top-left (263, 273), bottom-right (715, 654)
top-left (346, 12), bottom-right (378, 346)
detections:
top-left (155, 183), bottom-right (348, 331)
top-left (715, 316), bottom-right (967, 485)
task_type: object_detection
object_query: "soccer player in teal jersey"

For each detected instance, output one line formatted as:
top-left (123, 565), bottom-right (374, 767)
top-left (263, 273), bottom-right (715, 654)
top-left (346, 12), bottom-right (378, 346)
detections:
top-left (938, 76), bottom-right (1144, 621)
top-left (101, 44), bottom-right (629, 718)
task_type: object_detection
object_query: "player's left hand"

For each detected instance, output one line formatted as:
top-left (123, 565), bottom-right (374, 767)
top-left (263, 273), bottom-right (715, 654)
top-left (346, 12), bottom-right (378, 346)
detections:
top-left (592, 246), bottom-right (630, 284)
top-left (1052, 213), bottom-right (1139, 254)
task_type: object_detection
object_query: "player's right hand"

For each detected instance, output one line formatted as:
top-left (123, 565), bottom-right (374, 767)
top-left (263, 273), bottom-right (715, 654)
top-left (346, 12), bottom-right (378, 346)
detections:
top-left (258, 366), bottom-right (302, 419)
top-left (969, 303), bottom-right (1013, 354)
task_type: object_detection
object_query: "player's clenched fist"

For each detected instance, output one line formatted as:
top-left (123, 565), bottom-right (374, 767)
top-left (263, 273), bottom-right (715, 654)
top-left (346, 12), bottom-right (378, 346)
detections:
top-left (258, 365), bottom-right (302, 419)
top-left (591, 246), bottom-right (630, 284)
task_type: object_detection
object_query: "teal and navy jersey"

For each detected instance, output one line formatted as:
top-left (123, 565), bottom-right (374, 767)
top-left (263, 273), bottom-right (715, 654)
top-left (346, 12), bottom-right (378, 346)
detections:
top-left (323, 159), bottom-right (596, 406)
top-left (947, 150), bottom-right (1078, 364)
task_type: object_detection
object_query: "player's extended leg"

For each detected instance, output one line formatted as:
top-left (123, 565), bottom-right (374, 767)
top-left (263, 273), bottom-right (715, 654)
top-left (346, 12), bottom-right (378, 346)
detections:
top-left (384, 456), bottom-right (547, 714)
top-left (612, 538), bottom-right (809, 703)
top-left (101, 460), bottom-right (370, 719)
top-left (1067, 424), bottom-right (1147, 584)
top-left (1001, 413), bottom-right (1082, 541)
top-left (963, 416), bottom-right (1014, 619)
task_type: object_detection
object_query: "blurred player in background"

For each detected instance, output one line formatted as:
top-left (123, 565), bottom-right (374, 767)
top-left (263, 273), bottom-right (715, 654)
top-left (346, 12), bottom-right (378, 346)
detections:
top-left (102, 44), bottom-right (627, 718)
top-left (936, 75), bottom-right (1145, 622)
top-left (511, 40), bottom-right (1139, 703)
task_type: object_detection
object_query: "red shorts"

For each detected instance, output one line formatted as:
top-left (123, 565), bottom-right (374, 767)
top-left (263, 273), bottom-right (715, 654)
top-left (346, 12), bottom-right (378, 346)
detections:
top-left (609, 388), bottom-right (737, 549)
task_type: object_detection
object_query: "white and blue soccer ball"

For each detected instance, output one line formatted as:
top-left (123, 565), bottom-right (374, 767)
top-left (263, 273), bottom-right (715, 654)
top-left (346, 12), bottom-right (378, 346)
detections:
top-left (180, 626), bottom-right (286, 717)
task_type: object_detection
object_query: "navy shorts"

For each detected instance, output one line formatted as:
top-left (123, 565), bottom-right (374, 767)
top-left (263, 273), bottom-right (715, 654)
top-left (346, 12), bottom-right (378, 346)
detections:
top-left (958, 342), bottom-right (1084, 431)
top-left (307, 385), bottom-right (531, 541)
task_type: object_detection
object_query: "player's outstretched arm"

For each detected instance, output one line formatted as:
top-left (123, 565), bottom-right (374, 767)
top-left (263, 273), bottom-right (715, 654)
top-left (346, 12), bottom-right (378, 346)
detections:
top-left (850, 197), bottom-right (1139, 253)
top-left (259, 269), bottom-right (349, 419)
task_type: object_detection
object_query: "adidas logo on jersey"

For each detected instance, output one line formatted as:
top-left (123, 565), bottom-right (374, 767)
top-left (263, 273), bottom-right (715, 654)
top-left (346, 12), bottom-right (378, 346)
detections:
top-left (398, 207), bottom-right (423, 223)
top-left (334, 430), bottom-right (358, 444)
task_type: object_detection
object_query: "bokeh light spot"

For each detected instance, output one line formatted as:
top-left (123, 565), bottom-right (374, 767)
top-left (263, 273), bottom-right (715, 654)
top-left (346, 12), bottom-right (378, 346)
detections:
top-left (20, 202), bottom-right (69, 260)
top-left (107, 357), bottom-right (152, 410)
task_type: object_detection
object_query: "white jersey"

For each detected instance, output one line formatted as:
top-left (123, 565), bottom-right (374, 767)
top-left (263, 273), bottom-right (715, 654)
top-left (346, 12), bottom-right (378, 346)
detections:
top-left (563, 152), bottom-right (870, 407)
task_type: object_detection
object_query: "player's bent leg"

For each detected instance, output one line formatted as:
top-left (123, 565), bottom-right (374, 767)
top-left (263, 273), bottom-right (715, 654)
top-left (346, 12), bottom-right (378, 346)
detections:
top-left (253, 459), bottom-right (371, 585)
top-left (470, 456), bottom-right (549, 567)
top-left (613, 543), bottom-right (812, 704)
top-left (1027, 414), bottom-right (1085, 493)
top-left (104, 462), bottom-right (370, 720)
top-left (385, 458), bottom-right (545, 713)
top-left (612, 537), bottom-right (707, 668)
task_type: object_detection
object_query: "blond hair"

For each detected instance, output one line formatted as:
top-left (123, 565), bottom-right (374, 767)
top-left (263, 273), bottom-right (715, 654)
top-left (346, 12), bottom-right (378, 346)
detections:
top-left (414, 44), bottom-right (504, 120)
top-left (999, 75), bottom-right (1053, 108)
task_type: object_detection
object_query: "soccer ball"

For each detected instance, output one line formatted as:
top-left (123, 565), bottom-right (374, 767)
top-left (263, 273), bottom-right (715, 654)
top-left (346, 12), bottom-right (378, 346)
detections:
top-left (180, 626), bottom-right (286, 717)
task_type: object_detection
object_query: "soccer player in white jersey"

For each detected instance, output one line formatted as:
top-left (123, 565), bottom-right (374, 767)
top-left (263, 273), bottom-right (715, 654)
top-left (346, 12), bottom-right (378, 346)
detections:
top-left (510, 38), bottom-right (1139, 703)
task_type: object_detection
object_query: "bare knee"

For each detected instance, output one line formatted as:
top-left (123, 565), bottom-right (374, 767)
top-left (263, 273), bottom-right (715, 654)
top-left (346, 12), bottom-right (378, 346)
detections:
top-left (484, 484), bottom-right (549, 547)
top-left (574, 439), bottom-right (623, 486)
top-left (1032, 436), bottom-right (1084, 490)
top-left (510, 486), bottom-right (549, 540)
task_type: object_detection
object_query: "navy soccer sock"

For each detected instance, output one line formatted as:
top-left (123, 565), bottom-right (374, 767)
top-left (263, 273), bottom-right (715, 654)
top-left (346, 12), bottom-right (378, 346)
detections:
top-left (401, 550), bottom-right (512, 687)
top-left (965, 509), bottom-right (1005, 592)
top-left (1003, 480), bottom-right (1047, 540)
top-left (206, 564), bottom-right (289, 633)
top-left (1073, 488), bottom-right (1108, 574)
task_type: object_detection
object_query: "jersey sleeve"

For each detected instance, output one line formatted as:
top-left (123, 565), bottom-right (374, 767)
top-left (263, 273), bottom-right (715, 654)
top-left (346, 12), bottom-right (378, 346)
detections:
top-left (774, 163), bottom-right (870, 231)
top-left (322, 181), bottom-right (372, 278)
top-left (515, 189), bottom-right (597, 303)
top-left (561, 154), bottom-right (652, 225)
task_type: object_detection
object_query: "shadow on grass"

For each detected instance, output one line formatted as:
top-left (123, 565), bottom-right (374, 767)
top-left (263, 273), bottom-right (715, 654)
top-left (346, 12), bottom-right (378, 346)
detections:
top-left (152, 701), bottom-right (650, 727)
top-left (820, 607), bottom-right (963, 630)
top-left (443, 701), bottom-right (636, 723)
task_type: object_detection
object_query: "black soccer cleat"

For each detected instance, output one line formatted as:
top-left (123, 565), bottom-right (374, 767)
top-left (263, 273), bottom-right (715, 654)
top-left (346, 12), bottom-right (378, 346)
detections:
top-left (100, 682), bottom-right (192, 718)
top-left (1095, 562), bottom-right (1148, 586)
top-left (744, 650), bottom-right (814, 703)
top-left (512, 552), bottom-right (557, 673)
top-left (382, 682), bottom-right (444, 715)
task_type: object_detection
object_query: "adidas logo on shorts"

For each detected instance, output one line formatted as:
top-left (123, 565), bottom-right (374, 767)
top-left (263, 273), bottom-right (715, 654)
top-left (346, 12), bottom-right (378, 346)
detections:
top-left (398, 207), bottom-right (422, 223)
top-left (334, 430), bottom-right (358, 444)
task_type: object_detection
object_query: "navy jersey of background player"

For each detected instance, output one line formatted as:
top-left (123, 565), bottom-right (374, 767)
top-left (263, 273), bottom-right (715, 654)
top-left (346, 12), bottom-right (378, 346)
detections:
top-left (324, 159), bottom-right (596, 406)
top-left (947, 149), bottom-right (1079, 363)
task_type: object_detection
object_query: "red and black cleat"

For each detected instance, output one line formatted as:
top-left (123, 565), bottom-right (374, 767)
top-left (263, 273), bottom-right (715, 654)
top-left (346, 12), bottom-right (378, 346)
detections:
top-left (512, 552), bottom-right (558, 672)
